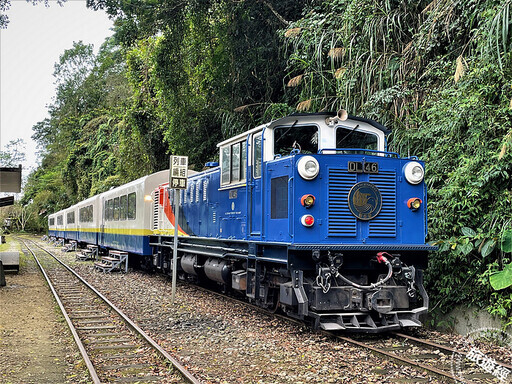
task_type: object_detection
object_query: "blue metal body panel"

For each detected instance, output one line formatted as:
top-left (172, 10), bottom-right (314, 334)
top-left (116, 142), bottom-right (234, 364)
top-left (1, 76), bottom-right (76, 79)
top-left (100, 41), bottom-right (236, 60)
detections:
top-left (78, 231), bottom-right (98, 245)
top-left (290, 154), bottom-right (427, 247)
top-left (57, 229), bottom-right (149, 256)
top-left (101, 233), bottom-right (151, 256)
top-left (178, 152), bottom-right (430, 259)
top-left (66, 231), bottom-right (78, 241)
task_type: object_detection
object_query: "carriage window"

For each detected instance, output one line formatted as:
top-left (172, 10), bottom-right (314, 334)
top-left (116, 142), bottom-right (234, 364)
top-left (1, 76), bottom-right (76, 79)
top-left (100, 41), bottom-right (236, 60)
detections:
top-left (113, 197), bottom-right (120, 220)
top-left (107, 199), bottom-right (114, 221)
top-left (80, 205), bottom-right (93, 223)
top-left (57, 215), bottom-right (63, 225)
top-left (49, 218), bottom-right (55, 226)
top-left (221, 146), bottom-right (231, 185)
top-left (67, 211), bottom-right (75, 224)
top-left (274, 125), bottom-right (318, 156)
top-left (253, 134), bottom-right (262, 178)
top-left (336, 127), bottom-right (378, 151)
top-left (128, 192), bottom-right (136, 219)
top-left (120, 195), bottom-right (127, 220)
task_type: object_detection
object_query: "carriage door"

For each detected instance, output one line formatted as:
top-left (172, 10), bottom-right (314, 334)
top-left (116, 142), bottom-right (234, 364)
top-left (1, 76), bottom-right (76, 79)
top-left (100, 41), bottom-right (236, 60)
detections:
top-left (249, 132), bottom-right (263, 238)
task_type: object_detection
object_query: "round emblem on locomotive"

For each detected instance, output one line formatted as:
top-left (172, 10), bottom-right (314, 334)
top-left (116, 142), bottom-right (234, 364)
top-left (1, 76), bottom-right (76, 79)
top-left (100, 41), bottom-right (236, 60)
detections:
top-left (347, 182), bottom-right (382, 220)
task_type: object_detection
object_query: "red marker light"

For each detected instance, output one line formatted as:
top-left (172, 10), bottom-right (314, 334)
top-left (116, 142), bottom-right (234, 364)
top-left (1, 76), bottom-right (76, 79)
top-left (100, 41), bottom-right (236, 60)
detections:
top-left (301, 214), bottom-right (315, 227)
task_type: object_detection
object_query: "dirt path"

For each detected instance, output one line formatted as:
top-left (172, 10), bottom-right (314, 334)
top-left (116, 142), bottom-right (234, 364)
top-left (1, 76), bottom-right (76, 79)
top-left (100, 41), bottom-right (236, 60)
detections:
top-left (0, 236), bottom-right (88, 383)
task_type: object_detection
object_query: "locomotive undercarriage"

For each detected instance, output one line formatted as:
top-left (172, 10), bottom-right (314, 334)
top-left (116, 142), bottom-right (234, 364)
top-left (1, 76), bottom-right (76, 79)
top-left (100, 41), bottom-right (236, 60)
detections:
top-left (149, 236), bottom-right (428, 333)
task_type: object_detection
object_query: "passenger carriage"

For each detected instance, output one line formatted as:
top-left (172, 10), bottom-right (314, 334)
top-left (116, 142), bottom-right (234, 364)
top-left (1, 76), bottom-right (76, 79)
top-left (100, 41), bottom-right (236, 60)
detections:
top-left (48, 171), bottom-right (168, 255)
top-left (75, 195), bottom-right (100, 245)
top-left (54, 211), bottom-right (65, 239)
top-left (48, 213), bottom-right (57, 238)
top-left (99, 170), bottom-right (168, 255)
top-left (63, 205), bottom-right (79, 241)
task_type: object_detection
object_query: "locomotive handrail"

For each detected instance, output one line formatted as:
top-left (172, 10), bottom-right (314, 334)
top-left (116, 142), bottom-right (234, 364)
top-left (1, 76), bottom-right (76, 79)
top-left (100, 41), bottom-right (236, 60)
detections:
top-left (288, 176), bottom-right (294, 239)
top-left (318, 148), bottom-right (400, 157)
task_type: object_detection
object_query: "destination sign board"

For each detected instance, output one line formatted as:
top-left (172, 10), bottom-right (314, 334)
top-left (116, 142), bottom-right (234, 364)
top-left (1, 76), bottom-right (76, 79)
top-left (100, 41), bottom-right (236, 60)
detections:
top-left (170, 155), bottom-right (188, 189)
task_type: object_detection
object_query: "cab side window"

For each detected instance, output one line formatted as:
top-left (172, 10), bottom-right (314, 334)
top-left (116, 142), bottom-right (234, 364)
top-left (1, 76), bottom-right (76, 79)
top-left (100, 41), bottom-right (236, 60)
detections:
top-left (253, 134), bottom-right (262, 178)
top-left (221, 146), bottom-right (231, 185)
top-left (220, 139), bottom-right (247, 186)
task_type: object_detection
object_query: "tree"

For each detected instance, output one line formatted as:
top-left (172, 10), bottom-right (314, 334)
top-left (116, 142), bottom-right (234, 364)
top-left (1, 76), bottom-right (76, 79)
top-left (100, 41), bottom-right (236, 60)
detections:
top-left (10, 202), bottom-right (33, 232)
top-left (0, 0), bottom-right (66, 29)
top-left (0, 138), bottom-right (26, 167)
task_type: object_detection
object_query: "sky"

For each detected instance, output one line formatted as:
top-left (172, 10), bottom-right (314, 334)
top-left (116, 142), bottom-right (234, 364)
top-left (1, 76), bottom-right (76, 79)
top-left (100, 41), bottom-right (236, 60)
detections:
top-left (0, 0), bottom-right (114, 176)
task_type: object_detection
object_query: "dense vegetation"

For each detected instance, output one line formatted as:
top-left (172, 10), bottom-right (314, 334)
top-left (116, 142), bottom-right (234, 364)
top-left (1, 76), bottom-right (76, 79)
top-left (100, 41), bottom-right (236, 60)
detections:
top-left (8, 0), bottom-right (512, 327)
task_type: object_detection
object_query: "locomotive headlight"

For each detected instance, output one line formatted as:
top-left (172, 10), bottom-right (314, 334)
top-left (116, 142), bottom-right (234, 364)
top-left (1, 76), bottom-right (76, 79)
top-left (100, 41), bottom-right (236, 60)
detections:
top-left (407, 197), bottom-right (422, 211)
top-left (301, 194), bottom-right (316, 208)
top-left (403, 161), bottom-right (424, 185)
top-left (297, 156), bottom-right (320, 180)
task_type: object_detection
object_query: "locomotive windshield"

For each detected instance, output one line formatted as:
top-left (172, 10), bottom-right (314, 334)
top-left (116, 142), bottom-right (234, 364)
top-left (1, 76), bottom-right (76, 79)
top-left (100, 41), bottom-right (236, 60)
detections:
top-left (336, 126), bottom-right (378, 151)
top-left (274, 125), bottom-right (318, 156)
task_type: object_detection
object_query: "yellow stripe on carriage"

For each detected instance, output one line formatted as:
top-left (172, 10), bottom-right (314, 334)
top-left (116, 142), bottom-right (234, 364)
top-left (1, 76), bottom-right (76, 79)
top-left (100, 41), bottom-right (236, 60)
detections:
top-left (61, 228), bottom-right (188, 236)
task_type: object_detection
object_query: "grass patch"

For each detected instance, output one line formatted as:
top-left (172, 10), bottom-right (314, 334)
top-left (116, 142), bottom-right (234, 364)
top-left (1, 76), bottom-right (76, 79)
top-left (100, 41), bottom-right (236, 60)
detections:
top-left (0, 235), bottom-right (22, 253)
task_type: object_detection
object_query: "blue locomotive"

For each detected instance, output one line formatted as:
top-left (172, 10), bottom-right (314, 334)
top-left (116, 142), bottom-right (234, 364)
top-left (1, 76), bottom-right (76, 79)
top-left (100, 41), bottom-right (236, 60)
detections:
top-left (150, 111), bottom-right (435, 332)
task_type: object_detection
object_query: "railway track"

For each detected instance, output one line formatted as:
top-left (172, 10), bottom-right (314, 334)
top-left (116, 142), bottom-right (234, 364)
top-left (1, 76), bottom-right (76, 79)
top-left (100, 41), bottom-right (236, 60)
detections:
top-left (24, 235), bottom-right (511, 383)
top-left (18, 237), bottom-right (201, 384)
top-left (184, 282), bottom-right (512, 383)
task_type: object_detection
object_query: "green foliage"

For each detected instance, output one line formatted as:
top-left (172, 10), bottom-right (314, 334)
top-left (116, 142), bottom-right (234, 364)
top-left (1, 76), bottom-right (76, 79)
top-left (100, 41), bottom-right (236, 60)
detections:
top-left (490, 263), bottom-right (512, 290)
top-left (25, 0), bottom-right (307, 229)
top-left (501, 229), bottom-right (512, 253)
top-left (489, 230), bottom-right (512, 290)
top-left (20, 0), bottom-right (512, 328)
top-left (0, 138), bottom-right (26, 167)
top-left (283, 0), bottom-right (512, 327)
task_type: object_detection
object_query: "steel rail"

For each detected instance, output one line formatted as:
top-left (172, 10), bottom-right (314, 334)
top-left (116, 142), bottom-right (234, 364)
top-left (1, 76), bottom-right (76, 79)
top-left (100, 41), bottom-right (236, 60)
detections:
top-left (185, 283), bottom-right (468, 383)
top-left (331, 334), bottom-right (462, 383)
top-left (29, 236), bottom-right (483, 383)
top-left (19, 238), bottom-right (101, 384)
top-left (393, 331), bottom-right (512, 370)
top-left (24, 238), bottom-right (202, 384)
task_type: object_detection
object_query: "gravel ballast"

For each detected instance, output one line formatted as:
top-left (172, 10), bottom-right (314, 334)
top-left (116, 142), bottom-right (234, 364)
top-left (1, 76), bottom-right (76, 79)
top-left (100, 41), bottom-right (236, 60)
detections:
top-left (44, 244), bottom-right (451, 384)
